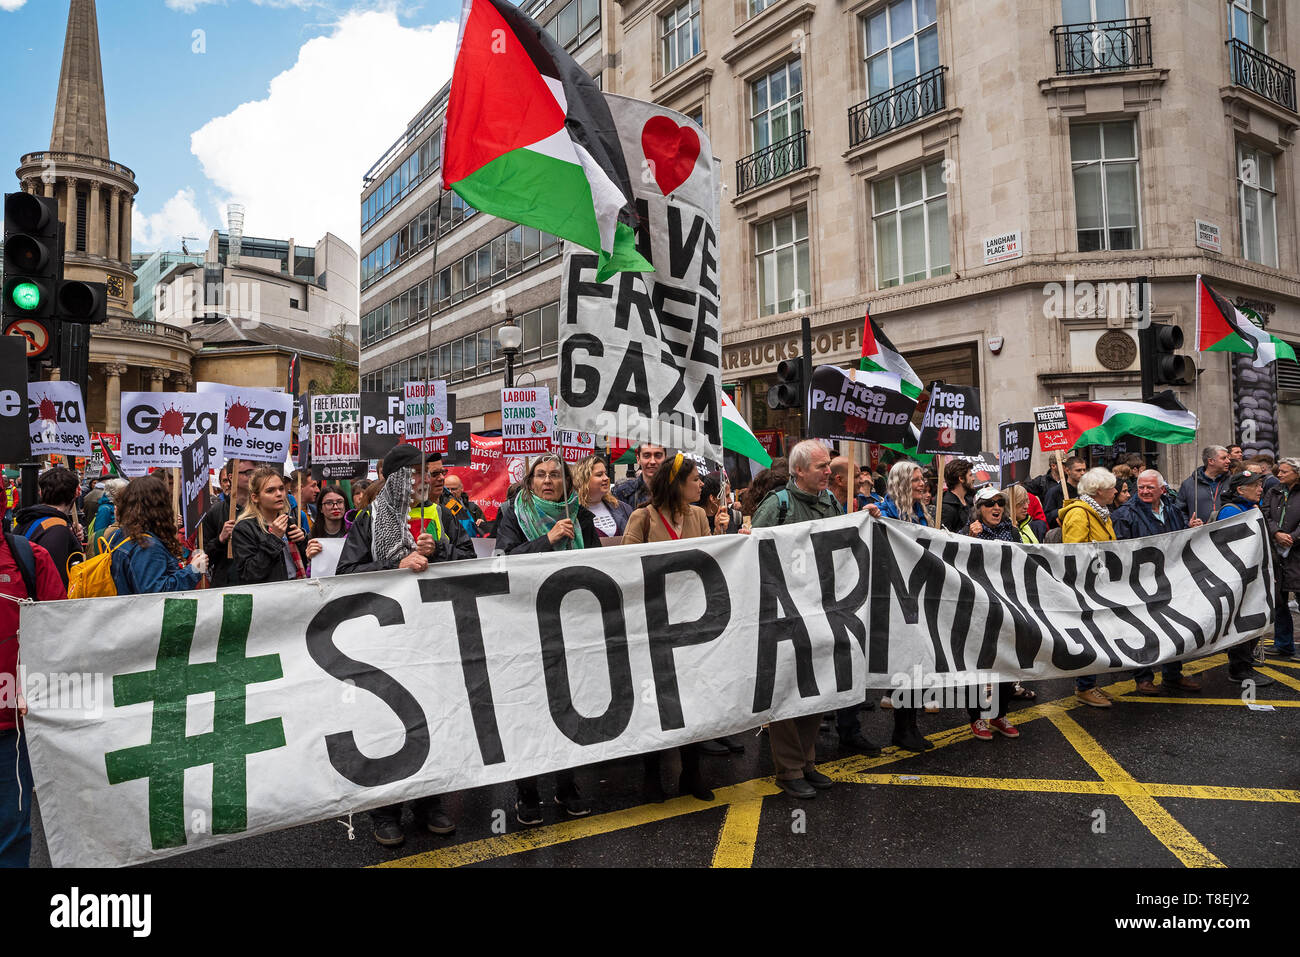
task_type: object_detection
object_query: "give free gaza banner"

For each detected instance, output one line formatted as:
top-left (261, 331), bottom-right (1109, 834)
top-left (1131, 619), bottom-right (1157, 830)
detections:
top-left (21, 511), bottom-right (1271, 867)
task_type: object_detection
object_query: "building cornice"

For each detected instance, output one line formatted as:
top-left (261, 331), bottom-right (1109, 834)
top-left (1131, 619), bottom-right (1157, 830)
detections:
top-left (720, 1), bottom-right (817, 67)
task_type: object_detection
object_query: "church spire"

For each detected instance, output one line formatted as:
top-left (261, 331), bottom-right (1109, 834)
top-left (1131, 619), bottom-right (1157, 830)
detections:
top-left (49, 0), bottom-right (110, 158)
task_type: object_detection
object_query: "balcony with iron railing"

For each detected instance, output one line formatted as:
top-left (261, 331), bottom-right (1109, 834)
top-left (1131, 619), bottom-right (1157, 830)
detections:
top-left (736, 129), bottom-right (808, 196)
top-left (848, 66), bottom-right (947, 149)
top-left (1227, 38), bottom-right (1297, 112)
top-left (1051, 17), bottom-right (1152, 75)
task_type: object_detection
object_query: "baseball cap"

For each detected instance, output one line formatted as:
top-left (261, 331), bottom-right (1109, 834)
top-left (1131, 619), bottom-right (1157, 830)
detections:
top-left (973, 486), bottom-right (1004, 506)
top-left (1228, 470), bottom-right (1264, 496)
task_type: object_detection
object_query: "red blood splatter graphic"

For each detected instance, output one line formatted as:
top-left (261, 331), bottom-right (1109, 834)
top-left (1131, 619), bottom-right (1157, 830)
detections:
top-left (158, 405), bottom-right (185, 438)
top-left (226, 399), bottom-right (251, 433)
top-left (38, 397), bottom-right (57, 423)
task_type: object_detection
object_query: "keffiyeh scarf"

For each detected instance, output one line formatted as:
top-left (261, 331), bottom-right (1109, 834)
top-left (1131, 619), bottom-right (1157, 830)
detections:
top-left (372, 467), bottom-right (416, 566)
top-left (1079, 492), bottom-right (1111, 524)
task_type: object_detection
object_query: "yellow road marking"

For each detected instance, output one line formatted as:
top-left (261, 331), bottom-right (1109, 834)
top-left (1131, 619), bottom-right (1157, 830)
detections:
top-left (1258, 667), bottom-right (1300, 693)
top-left (377, 778), bottom-right (779, 869)
top-left (710, 798), bottom-right (766, 868)
top-left (1261, 658), bottom-right (1300, 669)
top-left (1113, 697), bottom-right (1300, 707)
top-left (1046, 707), bottom-right (1224, 868)
top-left (833, 772), bottom-right (1300, 804)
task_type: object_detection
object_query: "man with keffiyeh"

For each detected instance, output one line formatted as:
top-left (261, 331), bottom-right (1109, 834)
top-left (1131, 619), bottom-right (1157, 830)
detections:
top-left (335, 443), bottom-right (473, 847)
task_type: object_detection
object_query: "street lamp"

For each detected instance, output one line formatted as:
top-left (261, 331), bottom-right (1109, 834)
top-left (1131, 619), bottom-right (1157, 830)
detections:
top-left (497, 308), bottom-right (522, 388)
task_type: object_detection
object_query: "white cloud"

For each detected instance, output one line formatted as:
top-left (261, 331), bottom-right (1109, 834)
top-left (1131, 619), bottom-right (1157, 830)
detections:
top-left (0, 0), bottom-right (29, 12)
top-left (132, 188), bottom-right (213, 251)
top-left (165, 0), bottom-right (318, 13)
top-left (188, 8), bottom-right (457, 252)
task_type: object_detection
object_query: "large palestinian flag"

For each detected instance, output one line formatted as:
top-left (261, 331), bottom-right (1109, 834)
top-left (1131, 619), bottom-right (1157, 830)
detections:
top-left (1196, 275), bottom-right (1296, 368)
top-left (1061, 400), bottom-right (1196, 449)
top-left (442, 0), bottom-right (652, 280)
top-left (859, 308), bottom-right (924, 402)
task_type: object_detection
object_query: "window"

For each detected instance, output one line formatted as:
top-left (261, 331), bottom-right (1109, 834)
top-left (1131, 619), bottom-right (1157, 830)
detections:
top-left (1062, 0), bottom-right (1126, 22)
top-left (749, 0), bottom-right (777, 17)
top-left (661, 0), bottom-right (701, 75)
top-left (754, 208), bottom-right (811, 316)
top-left (1230, 0), bottom-right (1266, 51)
top-left (751, 60), bottom-right (803, 150)
top-left (1238, 144), bottom-right (1278, 267)
top-left (1059, 1), bottom-right (1131, 73)
top-left (688, 108), bottom-right (705, 130)
top-left (290, 298), bottom-right (300, 310)
top-left (865, 0), bottom-right (938, 100)
top-left (872, 160), bottom-right (950, 288)
top-left (1070, 121), bottom-right (1140, 252)
top-left (547, 0), bottom-right (600, 51)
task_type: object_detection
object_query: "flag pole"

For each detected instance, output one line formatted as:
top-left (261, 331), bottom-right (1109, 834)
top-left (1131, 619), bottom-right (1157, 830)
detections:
top-left (420, 193), bottom-right (445, 479)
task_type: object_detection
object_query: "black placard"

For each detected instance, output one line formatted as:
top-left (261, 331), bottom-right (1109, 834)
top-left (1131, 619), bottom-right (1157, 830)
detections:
top-left (312, 461), bottom-right (369, 481)
top-left (181, 434), bottom-right (212, 537)
top-left (917, 382), bottom-right (982, 456)
top-left (805, 365), bottom-right (912, 445)
top-left (998, 421), bottom-right (1035, 487)
top-left (0, 337), bottom-right (32, 462)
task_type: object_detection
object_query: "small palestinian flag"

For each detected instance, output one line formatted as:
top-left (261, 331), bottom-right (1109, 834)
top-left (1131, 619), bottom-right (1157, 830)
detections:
top-left (1061, 400), bottom-right (1196, 449)
top-left (859, 308), bottom-right (923, 402)
top-left (1196, 275), bottom-right (1297, 368)
top-left (721, 390), bottom-right (772, 468)
top-left (442, 0), bottom-right (652, 281)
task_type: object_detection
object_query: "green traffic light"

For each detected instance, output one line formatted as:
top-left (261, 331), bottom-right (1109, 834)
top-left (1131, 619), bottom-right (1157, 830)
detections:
top-left (11, 282), bottom-right (41, 311)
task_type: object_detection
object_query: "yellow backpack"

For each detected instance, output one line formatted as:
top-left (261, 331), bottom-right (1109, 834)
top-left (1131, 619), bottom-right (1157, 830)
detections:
top-left (67, 536), bottom-right (129, 600)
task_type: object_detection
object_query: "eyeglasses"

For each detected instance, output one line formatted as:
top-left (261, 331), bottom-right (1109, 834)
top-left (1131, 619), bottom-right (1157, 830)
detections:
top-left (426, 469), bottom-right (447, 478)
top-left (323, 501), bottom-right (346, 509)
top-left (535, 471), bottom-right (564, 482)
top-left (981, 499), bottom-right (1005, 508)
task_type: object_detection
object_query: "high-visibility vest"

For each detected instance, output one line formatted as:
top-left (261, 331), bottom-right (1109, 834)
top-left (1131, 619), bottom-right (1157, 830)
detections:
top-left (1018, 520), bottom-right (1039, 545)
top-left (407, 502), bottom-right (443, 542)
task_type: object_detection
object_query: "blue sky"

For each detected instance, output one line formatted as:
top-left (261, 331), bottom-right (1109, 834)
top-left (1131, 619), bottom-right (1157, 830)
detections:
top-left (0, 0), bottom-right (467, 254)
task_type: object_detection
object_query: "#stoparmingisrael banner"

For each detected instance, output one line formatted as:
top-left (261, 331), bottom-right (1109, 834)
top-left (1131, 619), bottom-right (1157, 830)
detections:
top-left (20, 511), bottom-right (1271, 867)
top-left (557, 95), bottom-right (723, 462)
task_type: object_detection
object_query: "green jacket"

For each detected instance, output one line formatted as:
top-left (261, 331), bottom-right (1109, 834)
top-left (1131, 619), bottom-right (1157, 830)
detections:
top-left (752, 481), bottom-right (841, 528)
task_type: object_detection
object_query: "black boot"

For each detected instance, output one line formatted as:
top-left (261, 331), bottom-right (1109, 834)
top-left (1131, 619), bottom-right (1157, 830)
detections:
top-left (642, 752), bottom-right (666, 803)
top-left (891, 707), bottom-right (934, 752)
top-left (678, 745), bottom-right (714, 801)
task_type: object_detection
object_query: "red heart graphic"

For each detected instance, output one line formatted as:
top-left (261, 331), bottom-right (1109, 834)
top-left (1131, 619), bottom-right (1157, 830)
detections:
top-left (641, 115), bottom-right (701, 197)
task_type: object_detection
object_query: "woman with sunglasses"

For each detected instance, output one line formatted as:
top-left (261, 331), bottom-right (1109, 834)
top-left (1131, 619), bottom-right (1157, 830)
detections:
top-left (625, 452), bottom-right (718, 803)
top-left (311, 487), bottom-right (351, 538)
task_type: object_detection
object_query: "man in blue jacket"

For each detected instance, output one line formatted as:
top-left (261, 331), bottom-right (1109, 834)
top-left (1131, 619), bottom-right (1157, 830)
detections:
top-left (1175, 446), bottom-right (1231, 524)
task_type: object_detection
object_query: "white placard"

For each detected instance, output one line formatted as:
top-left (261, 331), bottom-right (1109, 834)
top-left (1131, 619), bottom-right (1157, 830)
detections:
top-left (28, 381), bottom-right (90, 457)
top-left (120, 391), bottom-right (223, 473)
top-left (196, 382), bottom-right (294, 465)
top-left (501, 386), bottom-right (554, 456)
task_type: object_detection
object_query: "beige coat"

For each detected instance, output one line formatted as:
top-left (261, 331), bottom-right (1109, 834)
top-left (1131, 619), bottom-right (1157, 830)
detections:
top-left (624, 504), bottom-right (712, 543)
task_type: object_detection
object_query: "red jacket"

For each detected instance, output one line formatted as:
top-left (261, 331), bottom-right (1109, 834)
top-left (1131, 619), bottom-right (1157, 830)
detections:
top-left (0, 536), bottom-right (67, 732)
top-left (1026, 492), bottom-right (1047, 524)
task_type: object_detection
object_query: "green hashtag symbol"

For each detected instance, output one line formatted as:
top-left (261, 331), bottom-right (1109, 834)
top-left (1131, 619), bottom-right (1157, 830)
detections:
top-left (104, 594), bottom-right (286, 850)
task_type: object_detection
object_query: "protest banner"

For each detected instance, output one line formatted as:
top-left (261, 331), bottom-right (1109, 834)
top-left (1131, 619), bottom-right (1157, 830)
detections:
top-left (180, 434), bottom-right (212, 537)
top-left (502, 386), bottom-right (554, 456)
top-left (27, 381), bottom-right (91, 457)
top-left (86, 436), bottom-right (105, 479)
top-left (195, 383), bottom-right (293, 466)
top-left (556, 429), bottom-right (597, 463)
top-left (917, 383), bottom-right (983, 456)
top-left (448, 433), bottom-right (517, 521)
top-left (20, 510), bottom-right (1272, 868)
top-left (0, 337), bottom-right (30, 462)
top-left (359, 392), bottom-right (405, 460)
top-left (557, 96), bottom-right (723, 462)
top-left (120, 391), bottom-right (223, 475)
top-left (806, 365), bottom-right (913, 446)
top-left (404, 380), bottom-right (450, 454)
top-left (311, 394), bottom-right (361, 464)
top-left (999, 421), bottom-right (1035, 488)
top-left (1033, 405), bottom-right (1071, 453)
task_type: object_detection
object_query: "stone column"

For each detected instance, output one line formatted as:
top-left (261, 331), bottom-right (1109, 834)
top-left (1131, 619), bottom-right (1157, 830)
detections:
top-left (173, 373), bottom-right (194, 393)
top-left (64, 178), bottom-right (79, 254)
top-left (42, 175), bottom-right (55, 199)
top-left (119, 194), bottom-right (134, 264)
top-left (108, 189), bottom-right (121, 264)
top-left (103, 363), bottom-right (129, 433)
top-left (150, 370), bottom-right (169, 392)
top-left (88, 180), bottom-right (103, 257)
top-left (20, 179), bottom-right (34, 195)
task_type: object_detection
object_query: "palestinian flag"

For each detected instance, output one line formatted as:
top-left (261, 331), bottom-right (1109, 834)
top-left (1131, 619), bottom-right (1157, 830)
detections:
top-left (860, 308), bottom-right (924, 403)
top-left (882, 422), bottom-right (933, 465)
top-left (1061, 400), bottom-right (1197, 449)
top-left (1197, 275), bottom-right (1297, 367)
top-left (442, 0), bottom-right (652, 281)
top-left (721, 390), bottom-right (772, 468)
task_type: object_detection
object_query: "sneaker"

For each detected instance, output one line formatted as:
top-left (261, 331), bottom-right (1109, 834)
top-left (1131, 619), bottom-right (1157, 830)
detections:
top-left (555, 788), bottom-right (592, 817)
top-left (970, 719), bottom-right (994, 741)
top-left (413, 809), bottom-right (456, 835)
top-left (802, 768), bottom-right (833, 790)
top-left (1264, 646), bottom-right (1300, 662)
top-left (989, 717), bottom-right (1020, 739)
top-left (1075, 688), bottom-right (1112, 708)
top-left (516, 793), bottom-right (543, 825)
top-left (372, 821), bottom-right (405, 847)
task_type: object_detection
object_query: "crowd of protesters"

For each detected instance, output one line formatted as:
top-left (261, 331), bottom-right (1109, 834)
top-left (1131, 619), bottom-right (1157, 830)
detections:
top-left (0, 437), bottom-right (1293, 862)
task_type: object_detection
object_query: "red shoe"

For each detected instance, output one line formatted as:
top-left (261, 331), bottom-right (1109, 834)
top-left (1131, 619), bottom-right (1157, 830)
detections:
top-left (989, 717), bottom-right (1020, 739)
top-left (970, 719), bottom-right (993, 741)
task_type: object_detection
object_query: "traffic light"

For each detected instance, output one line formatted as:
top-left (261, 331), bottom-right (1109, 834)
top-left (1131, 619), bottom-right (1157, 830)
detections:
top-left (767, 358), bottom-right (804, 410)
top-left (3, 192), bottom-right (62, 364)
top-left (1145, 322), bottom-right (1196, 386)
top-left (58, 278), bottom-right (108, 325)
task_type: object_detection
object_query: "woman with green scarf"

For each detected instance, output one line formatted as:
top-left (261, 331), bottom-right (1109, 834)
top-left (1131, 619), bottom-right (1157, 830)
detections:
top-left (495, 453), bottom-right (599, 554)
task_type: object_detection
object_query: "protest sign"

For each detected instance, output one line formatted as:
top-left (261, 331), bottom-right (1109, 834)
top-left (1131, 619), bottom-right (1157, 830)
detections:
top-left (293, 393), bottom-right (311, 471)
top-left (555, 429), bottom-right (597, 463)
top-left (21, 510), bottom-right (1272, 868)
top-left (87, 436), bottom-right (105, 478)
top-left (404, 380), bottom-right (450, 454)
top-left (309, 539), bottom-right (344, 579)
top-left (502, 386), bottom-right (554, 456)
top-left (1034, 405), bottom-right (1071, 453)
top-left (312, 462), bottom-right (367, 482)
top-left (359, 392), bottom-right (405, 460)
top-left (28, 381), bottom-right (91, 457)
top-left (446, 422), bottom-right (471, 468)
top-left (0, 337), bottom-right (30, 462)
top-left (195, 383), bottom-right (293, 465)
top-left (999, 421), bottom-right (1035, 487)
top-left (180, 434), bottom-right (211, 537)
top-left (557, 96), bottom-right (723, 462)
top-left (957, 451), bottom-right (1000, 488)
top-left (806, 366), bottom-right (913, 445)
top-left (917, 383), bottom-right (982, 456)
top-left (120, 391), bottom-right (223, 474)
top-left (311, 394), bottom-right (361, 464)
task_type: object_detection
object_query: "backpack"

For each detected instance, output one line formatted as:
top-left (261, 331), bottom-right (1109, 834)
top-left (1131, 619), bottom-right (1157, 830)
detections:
top-left (755, 489), bottom-right (792, 525)
top-left (21, 515), bottom-right (66, 542)
top-left (67, 536), bottom-right (129, 600)
top-left (3, 533), bottom-right (38, 600)
top-left (1044, 527), bottom-right (1063, 544)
